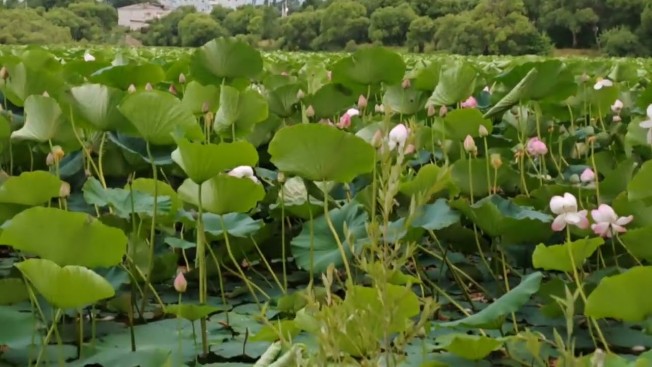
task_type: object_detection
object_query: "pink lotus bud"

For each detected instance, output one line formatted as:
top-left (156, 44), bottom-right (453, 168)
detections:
top-left (337, 113), bottom-right (351, 129)
top-left (490, 154), bottom-right (502, 169)
top-left (401, 79), bottom-right (411, 89)
top-left (306, 105), bottom-right (315, 118)
top-left (439, 105), bottom-right (448, 117)
top-left (427, 104), bottom-right (436, 117)
top-left (357, 95), bottom-right (367, 109)
top-left (580, 168), bottom-right (595, 183)
top-left (174, 271), bottom-right (187, 293)
top-left (296, 89), bottom-right (305, 99)
top-left (59, 182), bottom-right (71, 198)
top-left (611, 99), bottom-right (624, 113)
top-left (168, 84), bottom-right (177, 95)
top-left (374, 104), bottom-right (384, 113)
top-left (371, 130), bottom-right (383, 148)
top-left (461, 96), bottom-right (478, 109)
top-left (479, 125), bottom-right (489, 137)
top-left (145, 83), bottom-right (153, 92)
top-left (42, 91), bottom-right (49, 97)
top-left (526, 137), bottom-right (548, 156)
top-left (128, 84), bottom-right (136, 93)
top-left (326, 70), bottom-right (332, 81)
top-left (463, 135), bottom-right (477, 154)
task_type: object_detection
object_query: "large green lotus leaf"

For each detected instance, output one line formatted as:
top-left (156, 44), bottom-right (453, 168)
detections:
top-left (438, 108), bottom-right (493, 141)
top-left (331, 47), bottom-right (405, 86)
top-left (172, 139), bottom-right (258, 184)
top-left (0, 278), bottom-right (29, 305)
top-left (108, 132), bottom-right (174, 165)
top-left (129, 178), bottom-right (182, 218)
top-left (165, 304), bottom-right (223, 322)
top-left (428, 61), bottom-right (477, 106)
top-left (11, 94), bottom-right (73, 143)
top-left (608, 61), bottom-right (638, 82)
top-left (628, 160), bottom-right (652, 201)
top-left (291, 201), bottom-right (368, 274)
top-left (619, 226), bottom-right (652, 263)
top-left (0, 171), bottom-right (61, 206)
top-left (15, 258), bottom-right (114, 309)
top-left (304, 83), bottom-right (356, 120)
top-left (451, 196), bottom-right (552, 243)
top-left (83, 177), bottom-right (172, 219)
top-left (382, 85), bottom-right (427, 115)
top-left (399, 164), bottom-right (451, 201)
top-left (532, 237), bottom-right (604, 273)
top-left (0, 206), bottom-right (127, 267)
top-left (411, 198), bottom-right (460, 231)
top-left (439, 334), bottom-right (503, 360)
top-left (442, 272), bottom-right (543, 329)
top-left (90, 63), bottom-right (166, 90)
top-left (68, 83), bottom-right (133, 133)
top-left (213, 85), bottom-right (269, 138)
top-left (202, 213), bottom-right (263, 238)
top-left (2, 58), bottom-right (65, 107)
top-left (585, 266), bottom-right (652, 322)
top-left (71, 348), bottom-right (173, 367)
top-left (484, 68), bottom-right (538, 119)
top-left (181, 81), bottom-right (220, 114)
top-left (177, 174), bottom-right (265, 215)
top-left (407, 61), bottom-right (441, 91)
top-left (118, 90), bottom-right (203, 146)
top-left (268, 124), bottom-right (375, 183)
top-left (268, 83), bottom-right (301, 118)
top-left (191, 37), bottom-right (263, 83)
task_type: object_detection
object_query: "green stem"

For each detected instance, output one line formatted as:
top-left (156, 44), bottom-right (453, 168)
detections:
top-left (34, 308), bottom-right (63, 367)
top-left (196, 184), bottom-right (209, 356)
top-left (323, 194), bottom-right (353, 285)
top-left (140, 142), bottom-right (159, 315)
top-left (220, 215), bottom-right (261, 307)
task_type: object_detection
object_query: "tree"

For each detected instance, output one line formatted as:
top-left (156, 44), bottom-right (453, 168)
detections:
top-left (279, 9), bottom-right (322, 50)
top-left (538, 0), bottom-right (598, 48)
top-left (600, 26), bottom-right (644, 57)
top-left (223, 5), bottom-right (259, 35)
top-left (406, 16), bottom-right (435, 52)
top-left (368, 4), bottom-right (416, 46)
top-left (138, 6), bottom-right (195, 46)
top-left (315, 0), bottom-right (369, 49)
top-left (409, 0), bottom-right (477, 18)
top-left (68, 2), bottom-right (118, 31)
top-left (210, 5), bottom-right (232, 22)
top-left (178, 12), bottom-right (227, 47)
top-left (0, 8), bottom-right (71, 44)
top-left (44, 7), bottom-right (94, 41)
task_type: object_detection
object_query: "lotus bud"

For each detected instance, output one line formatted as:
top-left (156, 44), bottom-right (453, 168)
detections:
top-left (404, 144), bottom-right (416, 155)
top-left (46, 145), bottom-right (65, 166)
top-left (463, 135), bottom-right (477, 155)
top-left (371, 130), bottom-right (383, 148)
top-left (479, 125), bottom-right (489, 137)
top-left (613, 115), bottom-right (622, 123)
top-left (145, 83), bottom-right (153, 92)
top-left (85, 169), bottom-right (92, 177)
top-left (296, 89), bottom-right (305, 99)
top-left (579, 73), bottom-right (590, 83)
top-left (326, 70), bottom-right (332, 81)
top-left (277, 172), bottom-right (286, 183)
top-left (461, 96), bottom-right (478, 109)
top-left (357, 94), bottom-right (367, 109)
top-left (178, 73), bottom-right (186, 84)
top-left (490, 153), bottom-right (502, 169)
top-left (305, 105), bottom-right (315, 118)
top-left (201, 101), bottom-right (210, 114)
top-left (374, 104), bottom-right (385, 113)
top-left (59, 182), bottom-right (71, 198)
top-left (168, 84), bottom-right (177, 95)
top-left (42, 91), bottom-right (49, 97)
top-left (0, 66), bottom-right (7, 80)
top-left (281, 71), bottom-right (289, 77)
top-left (401, 79), bottom-right (411, 89)
top-left (569, 174), bottom-right (581, 184)
top-left (427, 104), bottom-right (436, 117)
top-left (591, 348), bottom-right (605, 367)
top-left (174, 271), bottom-right (187, 293)
top-left (580, 168), bottom-right (595, 183)
top-left (439, 105), bottom-right (448, 117)
top-left (128, 84), bottom-right (136, 93)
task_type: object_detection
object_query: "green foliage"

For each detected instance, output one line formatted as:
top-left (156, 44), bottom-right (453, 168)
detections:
top-left (0, 8), bottom-right (71, 44)
top-left (368, 4), bottom-right (416, 46)
top-left (601, 26), bottom-right (646, 57)
top-left (406, 16), bottom-right (435, 52)
top-left (178, 12), bottom-right (227, 47)
top-left (314, 0), bottom-right (369, 49)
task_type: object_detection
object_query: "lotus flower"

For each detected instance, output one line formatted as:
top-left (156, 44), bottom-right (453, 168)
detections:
top-left (594, 78), bottom-right (614, 90)
top-left (580, 168), bottom-right (595, 183)
top-left (83, 52), bottom-right (95, 62)
top-left (357, 95), bottom-right (367, 109)
top-left (461, 96), bottom-right (478, 109)
top-left (590, 204), bottom-right (633, 238)
top-left (336, 108), bottom-right (359, 129)
top-left (463, 135), bottom-right (477, 154)
top-left (550, 193), bottom-right (589, 232)
top-left (526, 137), bottom-right (548, 156)
top-left (174, 271), bottom-right (187, 293)
top-left (639, 104), bottom-right (652, 145)
top-left (388, 124), bottom-right (409, 151)
top-left (228, 166), bottom-right (259, 183)
top-left (611, 99), bottom-right (624, 113)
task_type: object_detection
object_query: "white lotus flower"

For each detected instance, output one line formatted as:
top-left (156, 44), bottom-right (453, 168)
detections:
top-left (228, 166), bottom-right (259, 183)
top-left (590, 204), bottom-right (633, 238)
top-left (594, 78), bottom-right (613, 90)
top-left (611, 99), bottom-right (624, 113)
top-left (345, 108), bottom-right (360, 117)
top-left (388, 124), bottom-right (409, 151)
top-left (83, 52), bottom-right (95, 62)
top-left (549, 193), bottom-right (589, 232)
top-left (639, 104), bottom-right (652, 145)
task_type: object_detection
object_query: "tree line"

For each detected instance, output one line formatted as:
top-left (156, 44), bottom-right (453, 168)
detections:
top-left (1, 0), bottom-right (651, 56)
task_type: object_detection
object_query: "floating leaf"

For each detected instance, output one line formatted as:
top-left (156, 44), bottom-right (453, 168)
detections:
top-left (0, 206), bottom-right (127, 267)
top-left (439, 334), bottom-right (503, 360)
top-left (165, 304), bottom-right (223, 321)
top-left (83, 177), bottom-right (172, 219)
top-left (411, 199), bottom-right (460, 231)
top-left (203, 213), bottom-right (263, 238)
top-left (269, 124), bottom-right (375, 183)
top-left (0, 278), bottom-right (29, 305)
top-left (15, 258), bottom-right (115, 309)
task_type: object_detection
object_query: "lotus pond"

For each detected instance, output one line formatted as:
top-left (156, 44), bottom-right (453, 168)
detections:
top-left (2, 38), bottom-right (652, 367)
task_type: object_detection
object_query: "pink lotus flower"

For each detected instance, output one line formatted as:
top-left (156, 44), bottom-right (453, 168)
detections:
top-left (580, 168), bottom-right (595, 183)
top-left (402, 79), bottom-right (411, 89)
top-left (357, 95), bottom-right (367, 109)
top-left (526, 137), bottom-right (548, 156)
top-left (336, 108), bottom-right (359, 129)
top-left (550, 193), bottom-right (589, 232)
top-left (461, 96), bottom-right (478, 109)
top-left (590, 204), bottom-right (633, 238)
top-left (639, 104), bottom-right (652, 145)
top-left (174, 271), bottom-right (187, 293)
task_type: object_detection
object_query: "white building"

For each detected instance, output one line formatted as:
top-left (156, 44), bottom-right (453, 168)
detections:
top-left (159, 0), bottom-right (256, 12)
top-left (117, 3), bottom-right (171, 30)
